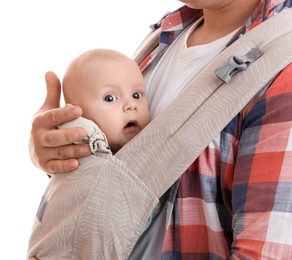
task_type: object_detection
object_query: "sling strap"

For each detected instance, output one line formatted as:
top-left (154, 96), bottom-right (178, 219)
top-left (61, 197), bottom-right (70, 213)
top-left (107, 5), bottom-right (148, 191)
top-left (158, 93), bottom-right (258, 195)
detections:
top-left (117, 7), bottom-right (292, 198)
top-left (133, 26), bottom-right (161, 66)
top-left (27, 7), bottom-right (292, 260)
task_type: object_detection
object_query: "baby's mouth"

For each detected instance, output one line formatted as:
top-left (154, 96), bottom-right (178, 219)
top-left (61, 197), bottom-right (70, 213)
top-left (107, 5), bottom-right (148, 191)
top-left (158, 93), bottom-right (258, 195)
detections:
top-left (123, 120), bottom-right (138, 132)
top-left (124, 120), bottom-right (137, 128)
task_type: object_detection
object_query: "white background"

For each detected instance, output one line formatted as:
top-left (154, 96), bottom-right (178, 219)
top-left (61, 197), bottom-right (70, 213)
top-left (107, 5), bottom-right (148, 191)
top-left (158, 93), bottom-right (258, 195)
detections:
top-left (0, 0), bottom-right (183, 258)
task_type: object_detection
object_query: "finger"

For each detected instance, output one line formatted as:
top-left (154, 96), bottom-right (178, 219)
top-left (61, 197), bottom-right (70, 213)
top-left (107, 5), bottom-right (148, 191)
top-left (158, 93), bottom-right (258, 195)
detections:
top-left (43, 144), bottom-right (91, 174)
top-left (40, 126), bottom-right (88, 147)
top-left (46, 159), bottom-right (80, 174)
top-left (41, 71), bottom-right (61, 111)
top-left (34, 104), bottom-right (83, 130)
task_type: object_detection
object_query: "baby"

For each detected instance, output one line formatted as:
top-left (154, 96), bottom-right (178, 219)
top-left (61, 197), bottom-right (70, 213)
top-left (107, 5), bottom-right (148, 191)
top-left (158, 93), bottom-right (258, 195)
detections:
top-left (61, 48), bottom-right (150, 154)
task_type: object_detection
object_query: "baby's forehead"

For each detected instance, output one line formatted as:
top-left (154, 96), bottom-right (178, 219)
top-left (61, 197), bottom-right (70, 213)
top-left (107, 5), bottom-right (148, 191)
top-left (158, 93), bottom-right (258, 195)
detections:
top-left (82, 55), bottom-right (137, 72)
top-left (81, 49), bottom-right (132, 64)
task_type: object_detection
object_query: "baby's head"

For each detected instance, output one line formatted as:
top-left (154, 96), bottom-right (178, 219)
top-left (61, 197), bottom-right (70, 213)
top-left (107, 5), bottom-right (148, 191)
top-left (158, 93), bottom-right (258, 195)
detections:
top-left (62, 48), bottom-right (150, 153)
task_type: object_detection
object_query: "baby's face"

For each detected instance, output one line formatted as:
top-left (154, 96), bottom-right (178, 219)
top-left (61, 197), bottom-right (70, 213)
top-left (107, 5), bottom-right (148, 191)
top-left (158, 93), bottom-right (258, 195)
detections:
top-left (78, 58), bottom-right (150, 153)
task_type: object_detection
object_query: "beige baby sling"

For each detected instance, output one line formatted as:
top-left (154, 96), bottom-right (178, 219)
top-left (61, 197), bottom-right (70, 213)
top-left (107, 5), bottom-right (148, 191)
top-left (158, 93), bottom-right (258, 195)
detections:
top-left (27, 8), bottom-right (292, 260)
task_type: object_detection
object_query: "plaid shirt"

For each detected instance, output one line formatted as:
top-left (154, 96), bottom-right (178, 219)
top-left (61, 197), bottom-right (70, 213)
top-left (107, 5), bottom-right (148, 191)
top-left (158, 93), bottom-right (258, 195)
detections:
top-left (140, 1), bottom-right (292, 259)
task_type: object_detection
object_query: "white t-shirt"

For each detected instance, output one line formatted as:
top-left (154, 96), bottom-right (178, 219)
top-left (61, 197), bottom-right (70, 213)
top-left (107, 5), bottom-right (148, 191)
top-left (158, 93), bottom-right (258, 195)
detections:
top-left (145, 18), bottom-right (237, 119)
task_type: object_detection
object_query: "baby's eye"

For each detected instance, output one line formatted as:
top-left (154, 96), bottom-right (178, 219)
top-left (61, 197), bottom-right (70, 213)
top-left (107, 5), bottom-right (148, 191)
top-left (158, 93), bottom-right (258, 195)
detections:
top-left (132, 92), bottom-right (142, 99)
top-left (104, 94), bottom-right (117, 102)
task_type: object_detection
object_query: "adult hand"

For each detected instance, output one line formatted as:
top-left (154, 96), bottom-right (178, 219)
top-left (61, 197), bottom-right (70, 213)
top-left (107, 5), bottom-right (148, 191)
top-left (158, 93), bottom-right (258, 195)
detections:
top-left (29, 71), bottom-right (91, 175)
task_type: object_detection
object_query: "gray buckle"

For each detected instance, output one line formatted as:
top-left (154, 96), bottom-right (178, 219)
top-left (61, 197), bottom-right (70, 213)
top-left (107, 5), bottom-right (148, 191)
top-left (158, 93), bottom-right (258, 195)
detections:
top-left (215, 48), bottom-right (263, 83)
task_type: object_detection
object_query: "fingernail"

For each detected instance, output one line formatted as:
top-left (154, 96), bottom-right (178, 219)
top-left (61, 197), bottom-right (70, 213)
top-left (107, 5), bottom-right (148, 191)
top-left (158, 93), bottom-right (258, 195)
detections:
top-left (82, 146), bottom-right (91, 155)
top-left (72, 106), bottom-right (82, 116)
top-left (76, 128), bottom-right (87, 138)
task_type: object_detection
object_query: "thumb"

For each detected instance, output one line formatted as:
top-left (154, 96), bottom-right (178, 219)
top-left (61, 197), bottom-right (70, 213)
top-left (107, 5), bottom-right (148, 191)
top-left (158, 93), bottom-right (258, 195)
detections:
top-left (41, 71), bottom-right (61, 111)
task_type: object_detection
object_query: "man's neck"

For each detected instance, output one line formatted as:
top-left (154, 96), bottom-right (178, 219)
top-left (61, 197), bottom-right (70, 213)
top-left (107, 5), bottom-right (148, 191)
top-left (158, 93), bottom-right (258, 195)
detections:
top-left (187, 0), bottom-right (260, 47)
